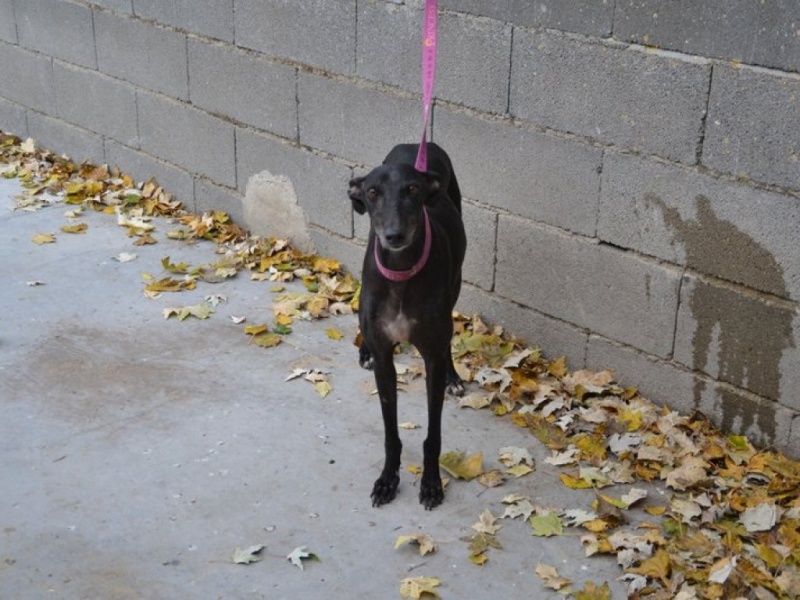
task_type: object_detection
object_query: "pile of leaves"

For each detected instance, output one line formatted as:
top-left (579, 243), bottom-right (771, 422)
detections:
top-left (5, 132), bottom-right (800, 599)
top-left (1, 131), bottom-right (359, 349)
top-left (446, 314), bottom-right (800, 599)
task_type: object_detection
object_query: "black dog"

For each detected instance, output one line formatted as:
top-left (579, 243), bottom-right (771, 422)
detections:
top-left (348, 143), bottom-right (466, 509)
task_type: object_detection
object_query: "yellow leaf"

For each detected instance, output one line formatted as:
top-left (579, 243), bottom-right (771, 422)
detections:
top-left (560, 472), bottom-right (593, 489)
top-left (326, 328), bottom-right (344, 340)
top-left (505, 464), bottom-right (533, 478)
top-left (395, 533), bottom-right (436, 556)
top-left (572, 581), bottom-right (612, 600)
top-left (274, 313), bottom-right (293, 326)
top-left (252, 333), bottom-right (282, 348)
top-left (407, 464), bottom-right (422, 475)
top-left (439, 451), bottom-right (483, 481)
top-left (244, 323), bottom-right (269, 336)
top-left (31, 233), bottom-right (56, 244)
top-left (547, 356), bottom-right (568, 378)
top-left (399, 576), bottom-right (441, 599)
top-left (629, 548), bottom-right (671, 583)
top-left (314, 381), bottom-right (333, 398)
top-left (468, 552), bottom-right (488, 566)
top-left (60, 223), bottom-right (88, 234)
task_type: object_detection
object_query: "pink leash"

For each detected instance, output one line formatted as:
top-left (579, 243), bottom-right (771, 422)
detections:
top-left (375, 2), bottom-right (438, 282)
top-left (414, 0), bottom-right (438, 173)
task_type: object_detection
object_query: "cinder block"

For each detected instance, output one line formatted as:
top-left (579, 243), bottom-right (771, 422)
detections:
top-left (193, 178), bottom-right (244, 225)
top-left (133, 0), bottom-right (234, 42)
top-left (235, 128), bottom-right (353, 238)
top-left (105, 139), bottom-right (194, 203)
top-left (95, 10), bottom-right (188, 99)
top-left (15, 0), bottom-right (96, 68)
top-left (358, 3), bottom-right (511, 114)
top-left (0, 42), bottom-right (55, 114)
top-left (54, 62), bottom-right (138, 146)
top-left (495, 215), bottom-right (681, 358)
top-left (790, 418), bottom-right (800, 459)
top-left (615, 0), bottom-right (800, 73)
top-left (441, 0), bottom-right (614, 37)
top-left (704, 65), bottom-right (800, 193)
top-left (188, 39), bottom-right (297, 139)
top-left (598, 151), bottom-right (800, 302)
top-left (674, 274), bottom-right (799, 405)
top-left (0, 0), bottom-right (16, 43)
top-left (137, 92), bottom-right (236, 187)
top-left (235, 0), bottom-right (356, 74)
top-left (585, 334), bottom-right (696, 415)
top-left (308, 227), bottom-right (366, 277)
top-left (461, 201), bottom-right (495, 291)
top-left (27, 113), bottom-right (105, 164)
top-left (0, 97), bottom-right (27, 137)
top-left (695, 379), bottom-right (795, 454)
top-left (510, 30), bottom-right (710, 164)
top-left (434, 108), bottom-right (602, 236)
top-left (457, 283), bottom-right (589, 363)
top-left (297, 73), bottom-right (419, 166)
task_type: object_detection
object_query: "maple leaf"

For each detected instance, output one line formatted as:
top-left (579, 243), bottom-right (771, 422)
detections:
top-left (395, 532), bottom-right (436, 556)
top-left (572, 581), bottom-right (612, 600)
top-left (231, 544), bottom-right (264, 564)
top-left (498, 446), bottom-right (534, 468)
top-left (399, 576), bottom-right (441, 599)
top-left (286, 546), bottom-right (318, 570)
top-left (530, 512), bottom-right (564, 537)
top-left (60, 223), bottom-right (88, 234)
top-left (535, 562), bottom-right (572, 591)
top-left (665, 456), bottom-right (709, 491)
top-left (439, 451), bottom-right (483, 481)
top-left (629, 548), bottom-right (671, 584)
top-left (472, 509), bottom-right (502, 535)
top-left (163, 304), bottom-right (214, 321)
top-left (31, 232), bottom-right (56, 244)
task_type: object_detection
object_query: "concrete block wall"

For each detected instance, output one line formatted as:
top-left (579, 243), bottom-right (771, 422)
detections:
top-left (0, 0), bottom-right (798, 455)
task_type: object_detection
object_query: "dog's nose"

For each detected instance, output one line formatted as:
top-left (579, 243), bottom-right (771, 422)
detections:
top-left (384, 230), bottom-right (406, 247)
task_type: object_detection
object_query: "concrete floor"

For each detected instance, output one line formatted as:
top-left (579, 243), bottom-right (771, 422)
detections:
top-left (0, 176), bottom-right (629, 599)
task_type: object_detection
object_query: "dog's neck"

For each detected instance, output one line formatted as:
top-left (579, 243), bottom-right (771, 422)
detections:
top-left (374, 207), bottom-right (432, 282)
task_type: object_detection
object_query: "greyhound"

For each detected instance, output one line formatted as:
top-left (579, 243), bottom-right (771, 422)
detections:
top-left (348, 143), bottom-right (467, 509)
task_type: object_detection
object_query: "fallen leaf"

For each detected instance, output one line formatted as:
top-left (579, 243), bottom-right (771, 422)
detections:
top-left (399, 422), bottom-right (420, 430)
top-left (60, 223), bottom-right (88, 234)
top-left (399, 576), bottom-right (441, 599)
top-left (286, 546), bottom-right (318, 571)
top-left (31, 233), bottom-right (56, 244)
top-left (232, 544), bottom-right (264, 564)
top-left (707, 555), bottom-right (736, 584)
top-left (395, 533), bottom-right (436, 556)
top-left (439, 451), bottom-right (483, 481)
top-left (535, 562), bottom-right (572, 591)
top-left (326, 327), bottom-right (344, 340)
top-left (530, 512), bottom-right (564, 537)
top-left (163, 304), bottom-right (214, 321)
top-left (458, 392), bottom-right (491, 410)
top-left (477, 470), bottom-right (506, 488)
top-left (115, 252), bottom-right (138, 262)
top-left (498, 446), bottom-right (534, 468)
top-left (314, 381), bottom-right (333, 398)
top-left (472, 509), bottom-right (502, 535)
top-left (572, 581), bottom-right (612, 600)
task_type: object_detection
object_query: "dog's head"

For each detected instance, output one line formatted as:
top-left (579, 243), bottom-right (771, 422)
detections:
top-left (348, 164), bottom-right (441, 251)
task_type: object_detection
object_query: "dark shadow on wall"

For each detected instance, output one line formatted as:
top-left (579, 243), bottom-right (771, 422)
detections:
top-left (647, 194), bottom-right (795, 440)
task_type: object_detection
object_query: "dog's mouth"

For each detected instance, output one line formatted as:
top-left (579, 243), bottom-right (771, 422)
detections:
top-left (376, 229), bottom-right (413, 251)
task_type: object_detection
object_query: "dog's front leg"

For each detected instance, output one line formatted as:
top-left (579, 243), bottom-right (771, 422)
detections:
top-left (371, 347), bottom-right (402, 507)
top-left (420, 353), bottom-right (447, 509)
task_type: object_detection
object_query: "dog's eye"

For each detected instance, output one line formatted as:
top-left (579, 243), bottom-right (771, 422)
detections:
top-left (408, 185), bottom-right (420, 196)
top-left (367, 187), bottom-right (379, 199)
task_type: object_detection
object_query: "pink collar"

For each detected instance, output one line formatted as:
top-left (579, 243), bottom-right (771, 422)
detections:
top-left (374, 207), bottom-right (432, 282)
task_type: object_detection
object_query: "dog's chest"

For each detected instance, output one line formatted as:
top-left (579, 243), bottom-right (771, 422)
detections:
top-left (379, 305), bottom-right (415, 343)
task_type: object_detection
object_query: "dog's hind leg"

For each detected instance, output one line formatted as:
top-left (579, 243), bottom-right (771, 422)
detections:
top-left (370, 346), bottom-right (402, 507)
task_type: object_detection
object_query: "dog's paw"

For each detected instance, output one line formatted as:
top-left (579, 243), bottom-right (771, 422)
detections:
top-left (445, 376), bottom-right (465, 397)
top-left (419, 477), bottom-right (444, 510)
top-left (371, 473), bottom-right (399, 507)
top-left (359, 346), bottom-right (374, 370)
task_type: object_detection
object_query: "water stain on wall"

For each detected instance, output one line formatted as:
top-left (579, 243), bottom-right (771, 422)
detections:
top-left (647, 194), bottom-right (795, 441)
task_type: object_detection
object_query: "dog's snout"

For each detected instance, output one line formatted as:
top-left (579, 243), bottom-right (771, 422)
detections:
top-left (384, 229), bottom-right (406, 248)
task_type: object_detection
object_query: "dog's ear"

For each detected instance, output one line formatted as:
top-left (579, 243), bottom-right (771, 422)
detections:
top-left (348, 176), bottom-right (366, 214)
